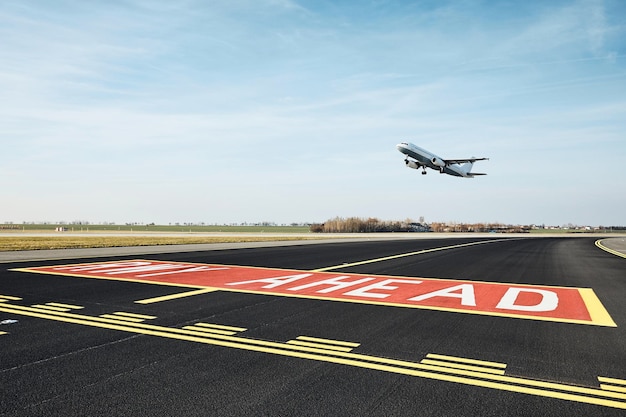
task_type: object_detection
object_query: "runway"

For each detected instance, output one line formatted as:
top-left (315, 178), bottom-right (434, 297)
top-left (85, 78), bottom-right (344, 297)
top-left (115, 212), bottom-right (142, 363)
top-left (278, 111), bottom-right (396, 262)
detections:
top-left (1, 236), bottom-right (624, 416)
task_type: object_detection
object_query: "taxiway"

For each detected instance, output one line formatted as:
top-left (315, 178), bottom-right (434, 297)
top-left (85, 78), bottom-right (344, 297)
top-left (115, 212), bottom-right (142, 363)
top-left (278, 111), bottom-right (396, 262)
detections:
top-left (0, 236), bottom-right (624, 416)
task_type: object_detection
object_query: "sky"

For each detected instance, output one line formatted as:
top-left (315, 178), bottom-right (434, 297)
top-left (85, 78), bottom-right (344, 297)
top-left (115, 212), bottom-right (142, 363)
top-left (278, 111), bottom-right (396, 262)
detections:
top-left (1, 0), bottom-right (625, 226)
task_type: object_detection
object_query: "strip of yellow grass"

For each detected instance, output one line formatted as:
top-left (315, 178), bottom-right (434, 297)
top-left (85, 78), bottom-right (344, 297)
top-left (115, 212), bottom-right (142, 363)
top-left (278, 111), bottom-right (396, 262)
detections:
top-left (0, 236), bottom-right (317, 251)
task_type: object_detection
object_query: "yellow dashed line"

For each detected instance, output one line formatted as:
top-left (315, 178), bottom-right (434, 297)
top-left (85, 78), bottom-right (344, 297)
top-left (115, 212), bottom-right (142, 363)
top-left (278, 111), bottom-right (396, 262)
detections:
top-left (46, 302), bottom-right (83, 310)
top-left (135, 288), bottom-right (218, 304)
top-left (193, 323), bottom-right (247, 332)
top-left (99, 314), bottom-right (145, 322)
top-left (183, 326), bottom-right (238, 336)
top-left (421, 359), bottom-right (506, 375)
top-left (295, 335), bottom-right (360, 348)
top-left (0, 295), bottom-right (22, 301)
top-left (600, 376), bottom-right (626, 393)
top-left (112, 312), bottom-right (156, 320)
top-left (286, 340), bottom-right (355, 352)
top-left (599, 376), bottom-right (626, 385)
top-left (1, 301), bottom-right (626, 409)
top-left (425, 353), bottom-right (507, 368)
top-left (31, 304), bottom-right (70, 312)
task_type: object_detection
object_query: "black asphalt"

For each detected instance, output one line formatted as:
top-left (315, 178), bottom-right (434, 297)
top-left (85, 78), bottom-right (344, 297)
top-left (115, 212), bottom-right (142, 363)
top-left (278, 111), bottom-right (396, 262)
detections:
top-left (0, 237), bottom-right (624, 416)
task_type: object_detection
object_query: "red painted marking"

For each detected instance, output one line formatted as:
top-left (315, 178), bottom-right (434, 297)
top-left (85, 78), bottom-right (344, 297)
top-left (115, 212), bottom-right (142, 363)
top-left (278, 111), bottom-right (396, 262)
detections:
top-left (22, 260), bottom-right (601, 323)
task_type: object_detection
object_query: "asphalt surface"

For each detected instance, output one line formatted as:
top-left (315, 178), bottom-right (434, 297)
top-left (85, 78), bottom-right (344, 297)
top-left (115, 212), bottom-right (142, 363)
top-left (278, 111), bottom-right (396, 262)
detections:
top-left (0, 236), bottom-right (624, 416)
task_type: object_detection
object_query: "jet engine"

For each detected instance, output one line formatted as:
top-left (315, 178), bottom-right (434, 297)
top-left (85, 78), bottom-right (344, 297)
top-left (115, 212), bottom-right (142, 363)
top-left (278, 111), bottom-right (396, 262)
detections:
top-left (431, 157), bottom-right (446, 168)
top-left (405, 160), bottom-right (420, 170)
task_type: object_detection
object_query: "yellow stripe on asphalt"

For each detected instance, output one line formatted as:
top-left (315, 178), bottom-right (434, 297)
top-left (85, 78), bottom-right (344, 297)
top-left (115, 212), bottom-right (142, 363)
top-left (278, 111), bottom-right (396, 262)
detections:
top-left (296, 336), bottom-right (360, 348)
top-left (595, 239), bottom-right (626, 259)
top-left (1, 302), bottom-right (626, 409)
top-left (421, 359), bottom-right (506, 375)
top-left (135, 288), bottom-right (218, 304)
top-left (46, 302), bottom-right (83, 310)
top-left (193, 323), bottom-right (247, 332)
top-left (425, 353), bottom-right (507, 368)
top-left (112, 312), bottom-right (157, 320)
top-left (286, 340), bottom-right (355, 352)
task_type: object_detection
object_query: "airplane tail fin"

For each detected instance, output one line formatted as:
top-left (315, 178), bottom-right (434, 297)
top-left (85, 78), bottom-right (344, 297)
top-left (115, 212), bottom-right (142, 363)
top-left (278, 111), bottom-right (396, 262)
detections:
top-left (460, 161), bottom-right (474, 174)
top-left (460, 161), bottom-right (487, 177)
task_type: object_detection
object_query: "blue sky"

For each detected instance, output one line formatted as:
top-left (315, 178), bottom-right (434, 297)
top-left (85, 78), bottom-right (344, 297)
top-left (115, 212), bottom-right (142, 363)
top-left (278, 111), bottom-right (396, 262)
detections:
top-left (1, 0), bottom-right (625, 226)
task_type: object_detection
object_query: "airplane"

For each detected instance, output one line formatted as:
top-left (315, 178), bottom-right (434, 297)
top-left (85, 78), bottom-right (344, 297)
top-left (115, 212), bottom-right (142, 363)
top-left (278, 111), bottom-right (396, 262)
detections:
top-left (397, 142), bottom-right (488, 178)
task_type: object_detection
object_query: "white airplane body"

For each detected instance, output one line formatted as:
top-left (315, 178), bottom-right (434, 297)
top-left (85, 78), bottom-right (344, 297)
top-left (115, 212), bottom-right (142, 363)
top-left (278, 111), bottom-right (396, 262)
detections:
top-left (397, 142), bottom-right (488, 178)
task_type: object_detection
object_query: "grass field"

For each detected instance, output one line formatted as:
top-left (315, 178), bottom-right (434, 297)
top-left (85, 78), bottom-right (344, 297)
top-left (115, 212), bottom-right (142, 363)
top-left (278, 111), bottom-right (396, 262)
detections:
top-left (1, 224), bottom-right (621, 251)
top-left (0, 235), bottom-right (325, 251)
top-left (0, 224), bottom-right (318, 251)
top-left (1, 224), bottom-right (312, 233)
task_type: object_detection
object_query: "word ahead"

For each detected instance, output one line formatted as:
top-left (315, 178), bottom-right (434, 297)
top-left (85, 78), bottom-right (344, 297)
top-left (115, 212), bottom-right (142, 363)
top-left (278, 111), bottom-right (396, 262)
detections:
top-left (18, 260), bottom-right (615, 326)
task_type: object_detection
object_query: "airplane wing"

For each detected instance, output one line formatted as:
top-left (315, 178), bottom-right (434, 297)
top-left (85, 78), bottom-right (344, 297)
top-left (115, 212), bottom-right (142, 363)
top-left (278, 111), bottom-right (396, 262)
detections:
top-left (444, 157), bottom-right (489, 165)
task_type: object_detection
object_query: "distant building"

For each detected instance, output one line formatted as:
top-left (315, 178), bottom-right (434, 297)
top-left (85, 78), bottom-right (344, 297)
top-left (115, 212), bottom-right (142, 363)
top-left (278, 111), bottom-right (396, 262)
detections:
top-left (408, 223), bottom-right (431, 232)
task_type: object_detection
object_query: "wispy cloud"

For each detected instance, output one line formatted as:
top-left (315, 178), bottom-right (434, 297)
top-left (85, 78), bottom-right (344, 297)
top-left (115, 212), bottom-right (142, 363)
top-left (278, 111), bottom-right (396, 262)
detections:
top-left (1, 0), bottom-right (625, 225)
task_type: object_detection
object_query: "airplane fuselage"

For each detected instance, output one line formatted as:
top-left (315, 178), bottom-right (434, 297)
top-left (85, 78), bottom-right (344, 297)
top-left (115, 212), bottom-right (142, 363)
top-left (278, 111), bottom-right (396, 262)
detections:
top-left (397, 143), bottom-right (463, 177)
top-left (396, 142), bottom-right (488, 178)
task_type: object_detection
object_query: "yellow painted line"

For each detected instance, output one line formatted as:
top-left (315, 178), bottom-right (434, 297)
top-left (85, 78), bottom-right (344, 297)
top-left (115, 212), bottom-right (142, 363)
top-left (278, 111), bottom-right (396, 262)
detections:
top-left (296, 335), bottom-right (358, 346)
top-left (296, 336), bottom-right (360, 348)
top-left (595, 240), bottom-right (626, 259)
top-left (578, 288), bottom-right (617, 327)
top-left (0, 303), bottom-right (374, 359)
top-left (1, 302), bottom-right (626, 409)
top-left (193, 323), bottom-right (247, 332)
top-left (0, 331), bottom-right (7, 335)
top-left (18, 261), bottom-right (615, 326)
top-left (600, 376), bottom-right (626, 393)
top-left (0, 295), bottom-right (22, 301)
top-left (183, 326), bottom-right (237, 336)
top-left (135, 288), bottom-right (218, 304)
top-left (180, 328), bottom-right (241, 338)
top-left (312, 239), bottom-right (509, 272)
top-left (0, 303), bottom-right (613, 393)
top-left (99, 314), bottom-right (145, 322)
top-left (421, 359), bottom-right (506, 375)
top-left (14, 258), bottom-right (615, 326)
top-left (602, 385), bottom-right (626, 394)
top-left (46, 302), bottom-right (83, 310)
top-left (112, 312), bottom-right (156, 320)
top-left (218, 286), bottom-right (614, 326)
top-left (286, 340), bottom-right (354, 352)
top-left (403, 362), bottom-right (626, 401)
top-left (11, 266), bottom-right (211, 291)
top-left (0, 303), bottom-right (346, 356)
top-left (599, 376), bottom-right (626, 385)
top-left (31, 304), bottom-right (70, 312)
top-left (426, 353), bottom-right (507, 368)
